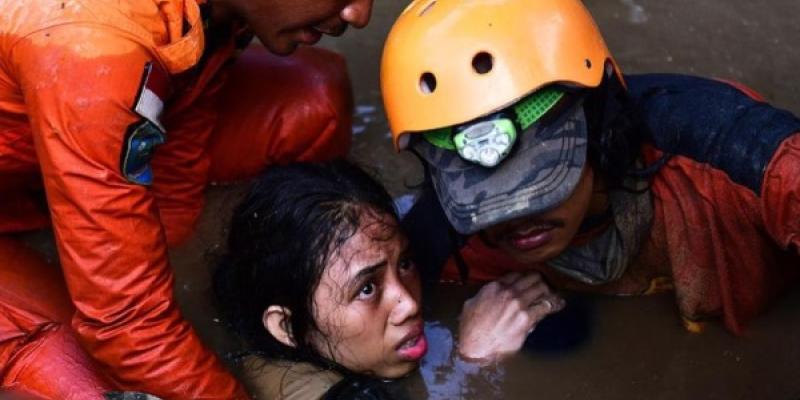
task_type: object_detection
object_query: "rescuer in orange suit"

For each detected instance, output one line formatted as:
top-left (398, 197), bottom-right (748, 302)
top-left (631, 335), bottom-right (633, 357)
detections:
top-left (0, 0), bottom-right (373, 398)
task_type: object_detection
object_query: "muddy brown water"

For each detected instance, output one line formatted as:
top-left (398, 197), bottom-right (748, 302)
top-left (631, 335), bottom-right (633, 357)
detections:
top-left (21, 0), bottom-right (800, 399)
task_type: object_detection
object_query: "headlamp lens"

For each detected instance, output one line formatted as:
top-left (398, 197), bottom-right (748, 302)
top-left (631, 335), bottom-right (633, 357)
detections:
top-left (421, 86), bottom-right (565, 167)
top-left (453, 118), bottom-right (516, 167)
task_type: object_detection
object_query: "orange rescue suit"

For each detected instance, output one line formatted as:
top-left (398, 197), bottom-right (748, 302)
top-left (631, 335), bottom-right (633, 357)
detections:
top-left (0, 0), bottom-right (352, 398)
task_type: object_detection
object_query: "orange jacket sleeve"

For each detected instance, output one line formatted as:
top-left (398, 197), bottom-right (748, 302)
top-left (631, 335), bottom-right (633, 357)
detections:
top-left (762, 132), bottom-right (800, 255)
top-left (11, 26), bottom-right (246, 399)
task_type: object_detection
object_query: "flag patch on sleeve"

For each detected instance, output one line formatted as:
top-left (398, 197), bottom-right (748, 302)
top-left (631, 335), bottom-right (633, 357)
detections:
top-left (121, 62), bottom-right (172, 185)
top-left (132, 62), bottom-right (171, 132)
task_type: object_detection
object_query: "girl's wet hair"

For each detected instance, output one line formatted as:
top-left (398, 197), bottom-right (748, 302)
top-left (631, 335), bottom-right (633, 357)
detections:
top-left (213, 160), bottom-right (396, 371)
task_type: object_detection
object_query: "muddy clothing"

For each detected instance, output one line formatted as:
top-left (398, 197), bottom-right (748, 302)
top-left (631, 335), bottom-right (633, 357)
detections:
top-left (404, 74), bottom-right (800, 334)
top-left (245, 360), bottom-right (392, 400)
top-left (0, 0), bottom-right (352, 398)
top-left (245, 360), bottom-right (343, 400)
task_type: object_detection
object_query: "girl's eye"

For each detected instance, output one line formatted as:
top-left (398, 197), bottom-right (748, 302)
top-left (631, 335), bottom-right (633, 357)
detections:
top-left (357, 282), bottom-right (377, 300)
top-left (398, 258), bottom-right (415, 273)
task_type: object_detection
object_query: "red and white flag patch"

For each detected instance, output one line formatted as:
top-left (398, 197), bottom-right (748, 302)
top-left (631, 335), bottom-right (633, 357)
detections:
top-left (133, 62), bottom-right (171, 132)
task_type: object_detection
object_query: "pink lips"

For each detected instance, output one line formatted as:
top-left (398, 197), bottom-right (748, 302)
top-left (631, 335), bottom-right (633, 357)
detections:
top-left (509, 222), bottom-right (556, 251)
top-left (396, 327), bottom-right (428, 362)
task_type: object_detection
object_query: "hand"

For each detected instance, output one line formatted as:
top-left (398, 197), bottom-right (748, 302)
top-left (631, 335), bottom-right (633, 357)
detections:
top-left (457, 272), bottom-right (565, 361)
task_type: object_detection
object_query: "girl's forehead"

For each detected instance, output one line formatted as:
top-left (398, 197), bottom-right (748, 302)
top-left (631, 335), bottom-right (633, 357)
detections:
top-left (332, 227), bottom-right (407, 271)
top-left (319, 231), bottom-right (405, 288)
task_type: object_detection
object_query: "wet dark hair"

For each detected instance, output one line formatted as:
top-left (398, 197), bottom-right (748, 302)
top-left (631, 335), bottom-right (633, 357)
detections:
top-left (583, 66), bottom-right (666, 190)
top-left (213, 160), bottom-right (397, 373)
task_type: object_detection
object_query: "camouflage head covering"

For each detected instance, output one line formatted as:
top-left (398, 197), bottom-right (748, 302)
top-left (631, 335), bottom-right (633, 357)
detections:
top-left (412, 98), bottom-right (588, 234)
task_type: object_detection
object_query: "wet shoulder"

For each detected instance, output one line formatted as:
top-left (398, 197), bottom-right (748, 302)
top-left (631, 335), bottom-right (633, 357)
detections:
top-left (244, 359), bottom-right (342, 400)
top-left (0, 0), bottom-right (169, 50)
top-left (626, 73), bottom-right (800, 193)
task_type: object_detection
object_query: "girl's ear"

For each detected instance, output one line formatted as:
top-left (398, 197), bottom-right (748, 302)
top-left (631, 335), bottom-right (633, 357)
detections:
top-left (263, 305), bottom-right (297, 348)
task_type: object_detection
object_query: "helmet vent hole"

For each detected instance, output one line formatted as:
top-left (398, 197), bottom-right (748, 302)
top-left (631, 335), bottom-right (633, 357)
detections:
top-left (472, 52), bottom-right (493, 74)
top-left (585, 59), bottom-right (592, 69)
top-left (419, 72), bottom-right (437, 94)
top-left (418, 0), bottom-right (436, 17)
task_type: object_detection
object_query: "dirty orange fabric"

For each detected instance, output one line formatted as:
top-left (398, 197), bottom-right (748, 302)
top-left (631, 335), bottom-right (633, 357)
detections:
top-left (639, 139), bottom-right (800, 334)
top-left (0, 0), bottom-right (246, 398)
top-left (0, 237), bottom-right (113, 399)
top-left (442, 135), bottom-right (800, 335)
top-left (0, 0), bottom-right (352, 398)
top-left (159, 46), bottom-right (353, 244)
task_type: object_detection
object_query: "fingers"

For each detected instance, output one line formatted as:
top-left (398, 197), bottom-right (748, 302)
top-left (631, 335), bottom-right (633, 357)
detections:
top-left (509, 272), bottom-right (542, 294)
top-left (469, 273), bottom-right (563, 327)
top-left (497, 272), bottom-right (522, 286)
top-left (526, 295), bottom-right (566, 326)
top-left (536, 296), bottom-right (566, 314)
top-left (456, 275), bottom-right (566, 361)
top-left (502, 271), bottom-right (550, 309)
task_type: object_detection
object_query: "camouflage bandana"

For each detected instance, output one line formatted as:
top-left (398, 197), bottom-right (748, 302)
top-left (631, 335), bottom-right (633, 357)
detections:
top-left (413, 98), bottom-right (588, 234)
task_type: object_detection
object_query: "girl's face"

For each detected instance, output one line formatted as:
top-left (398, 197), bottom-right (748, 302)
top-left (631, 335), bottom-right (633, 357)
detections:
top-left (310, 210), bottom-right (426, 378)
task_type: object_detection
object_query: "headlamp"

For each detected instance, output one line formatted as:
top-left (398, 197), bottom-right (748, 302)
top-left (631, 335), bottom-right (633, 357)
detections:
top-left (422, 87), bottom-right (565, 168)
top-left (453, 117), bottom-right (516, 167)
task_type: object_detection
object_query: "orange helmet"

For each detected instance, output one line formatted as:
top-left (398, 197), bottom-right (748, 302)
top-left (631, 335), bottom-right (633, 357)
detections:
top-left (381, 0), bottom-right (622, 149)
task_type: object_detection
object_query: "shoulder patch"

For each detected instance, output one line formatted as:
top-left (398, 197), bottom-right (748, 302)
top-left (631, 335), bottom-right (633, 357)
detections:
top-left (120, 119), bottom-right (165, 185)
top-left (133, 62), bottom-right (171, 132)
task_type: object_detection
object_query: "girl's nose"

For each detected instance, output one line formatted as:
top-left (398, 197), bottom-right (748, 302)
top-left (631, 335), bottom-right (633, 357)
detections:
top-left (388, 282), bottom-right (420, 326)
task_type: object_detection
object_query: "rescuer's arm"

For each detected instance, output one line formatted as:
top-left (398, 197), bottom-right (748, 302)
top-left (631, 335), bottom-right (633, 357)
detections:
top-left (713, 80), bottom-right (800, 255)
top-left (12, 26), bottom-right (247, 399)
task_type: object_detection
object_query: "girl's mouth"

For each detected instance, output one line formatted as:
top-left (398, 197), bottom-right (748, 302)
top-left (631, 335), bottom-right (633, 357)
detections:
top-left (396, 332), bottom-right (428, 361)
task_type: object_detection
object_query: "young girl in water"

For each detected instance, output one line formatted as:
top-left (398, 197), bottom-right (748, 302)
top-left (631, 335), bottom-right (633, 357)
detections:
top-left (213, 161), bottom-right (564, 399)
